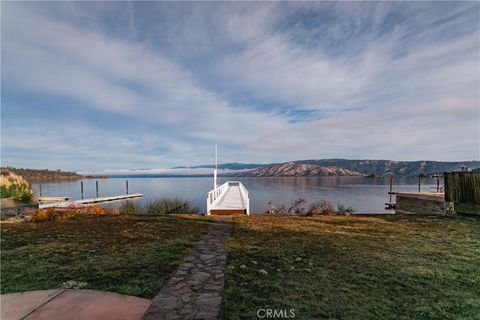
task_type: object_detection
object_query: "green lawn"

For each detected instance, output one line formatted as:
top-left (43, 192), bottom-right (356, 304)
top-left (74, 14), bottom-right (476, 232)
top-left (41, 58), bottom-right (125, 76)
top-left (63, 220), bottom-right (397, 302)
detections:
top-left (221, 215), bottom-right (480, 320)
top-left (1, 214), bottom-right (209, 298)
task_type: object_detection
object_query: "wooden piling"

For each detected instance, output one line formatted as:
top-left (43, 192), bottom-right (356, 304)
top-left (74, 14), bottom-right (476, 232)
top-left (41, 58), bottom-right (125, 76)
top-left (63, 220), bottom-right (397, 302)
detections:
top-left (80, 181), bottom-right (84, 200)
top-left (418, 176), bottom-right (422, 193)
top-left (39, 184), bottom-right (42, 197)
top-left (96, 181), bottom-right (99, 198)
top-left (126, 180), bottom-right (129, 195)
top-left (389, 177), bottom-right (393, 202)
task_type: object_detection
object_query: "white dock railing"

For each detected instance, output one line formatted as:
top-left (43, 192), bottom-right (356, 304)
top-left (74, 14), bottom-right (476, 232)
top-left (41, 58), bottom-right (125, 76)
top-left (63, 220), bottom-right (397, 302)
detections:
top-left (207, 181), bottom-right (250, 215)
top-left (207, 181), bottom-right (229, 213)
top-left (238, 181), bottom-right (250, 215)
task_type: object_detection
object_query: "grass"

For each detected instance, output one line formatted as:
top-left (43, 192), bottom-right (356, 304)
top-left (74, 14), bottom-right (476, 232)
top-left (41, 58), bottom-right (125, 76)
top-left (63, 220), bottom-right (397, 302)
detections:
top-left (119, 198), bottom-right (199, 215)
top-left (1, 214), bottom-right (209, 298)
top-left (221, 215), bottom-right (480, 320)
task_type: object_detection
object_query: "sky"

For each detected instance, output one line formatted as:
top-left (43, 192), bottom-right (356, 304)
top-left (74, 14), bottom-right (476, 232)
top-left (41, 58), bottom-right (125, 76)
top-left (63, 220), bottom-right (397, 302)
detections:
top-left (1, 1), bottom-right (479, 171)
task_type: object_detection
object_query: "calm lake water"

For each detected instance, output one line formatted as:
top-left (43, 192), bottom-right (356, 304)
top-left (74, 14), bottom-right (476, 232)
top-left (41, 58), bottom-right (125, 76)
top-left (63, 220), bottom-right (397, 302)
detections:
top-left (31, 176), bottom-right (442, 214)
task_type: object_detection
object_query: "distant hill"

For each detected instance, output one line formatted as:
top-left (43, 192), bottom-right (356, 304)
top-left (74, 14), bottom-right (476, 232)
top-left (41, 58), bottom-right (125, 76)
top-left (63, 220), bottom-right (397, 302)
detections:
top-left (2, 167), bottom-right (106, 182)
top-left (229, 159), bottom-right (480, 177)
top-left (172, 163), bottom-right (268, 170)
top-left (232, 162), bottom-right (364, 177)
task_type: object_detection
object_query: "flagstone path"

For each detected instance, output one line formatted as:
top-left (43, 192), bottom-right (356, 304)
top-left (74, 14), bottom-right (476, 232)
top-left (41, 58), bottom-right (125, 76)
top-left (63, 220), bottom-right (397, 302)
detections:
top-left (142, 218), bottom-right (233, 320)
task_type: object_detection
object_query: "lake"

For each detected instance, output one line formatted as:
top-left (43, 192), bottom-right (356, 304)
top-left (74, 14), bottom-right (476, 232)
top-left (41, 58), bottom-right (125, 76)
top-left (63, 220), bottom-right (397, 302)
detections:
top-left (30, 176), bottom-right (443, 214)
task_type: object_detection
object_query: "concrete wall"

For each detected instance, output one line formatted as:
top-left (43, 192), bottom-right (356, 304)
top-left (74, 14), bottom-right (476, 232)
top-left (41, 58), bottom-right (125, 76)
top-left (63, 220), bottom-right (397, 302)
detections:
top-left (395, 192), bottom-right (454, 216)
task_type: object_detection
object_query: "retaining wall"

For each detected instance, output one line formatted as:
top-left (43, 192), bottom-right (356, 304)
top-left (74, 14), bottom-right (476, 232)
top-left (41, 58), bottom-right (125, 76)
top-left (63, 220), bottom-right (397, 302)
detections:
top-left (395, 192), bottom-right (454, 215)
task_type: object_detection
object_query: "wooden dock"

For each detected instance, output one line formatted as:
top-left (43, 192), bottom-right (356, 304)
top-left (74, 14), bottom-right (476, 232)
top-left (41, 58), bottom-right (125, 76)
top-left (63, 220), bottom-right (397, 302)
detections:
top-left (38, 197), bottom-right (70, 202)
top-left (207, 181), bottom-right (249, 215)
top-left (38, 194), bottom-right (143, 209)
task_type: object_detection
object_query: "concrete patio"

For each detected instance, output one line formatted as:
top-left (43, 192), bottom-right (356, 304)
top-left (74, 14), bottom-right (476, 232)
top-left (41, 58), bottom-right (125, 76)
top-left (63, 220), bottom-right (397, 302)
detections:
top-left (1, 289), bottom-right (150, 320)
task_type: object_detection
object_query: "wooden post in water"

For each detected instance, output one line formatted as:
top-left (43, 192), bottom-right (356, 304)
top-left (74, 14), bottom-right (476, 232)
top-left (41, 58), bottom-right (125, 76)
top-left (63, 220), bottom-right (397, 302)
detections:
top-left (126, 180), bottom-right (129, 195)
top-left (389, 177), bottom-right (393, 202)
top-left (436, 178), bottom-right (440, 192)
top-left (96, 181), bottom-right (99, 198)
top-left (39, 183), bottom-right (42, 197)
top-left (80, 181), bottom-right (84, 200)
top-left (418, 176), bottom-right (422, 193)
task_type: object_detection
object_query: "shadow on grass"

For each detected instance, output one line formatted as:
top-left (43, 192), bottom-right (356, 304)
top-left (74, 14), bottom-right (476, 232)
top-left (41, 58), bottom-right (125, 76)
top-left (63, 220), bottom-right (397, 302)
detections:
top-left (0, 214), bottom-right (211, 299)
top-left (221, 214), bottom-right (480, 320)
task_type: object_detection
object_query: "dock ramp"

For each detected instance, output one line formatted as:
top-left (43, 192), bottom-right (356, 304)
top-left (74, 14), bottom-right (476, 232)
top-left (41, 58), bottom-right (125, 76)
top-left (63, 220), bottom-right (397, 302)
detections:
top-left (207, 181), bottom-right (250, 215)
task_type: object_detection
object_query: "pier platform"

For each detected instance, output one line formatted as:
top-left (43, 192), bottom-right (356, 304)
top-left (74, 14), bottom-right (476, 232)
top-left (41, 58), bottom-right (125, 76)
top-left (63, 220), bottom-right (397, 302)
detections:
top-left (207, 181), bottom-right (249, 215)
top-left (38, 194), bottom-right (143, 209)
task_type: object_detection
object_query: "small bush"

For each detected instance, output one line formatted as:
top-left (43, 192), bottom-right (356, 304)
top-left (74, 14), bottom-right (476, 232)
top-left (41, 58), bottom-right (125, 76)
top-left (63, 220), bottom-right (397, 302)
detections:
top-left (336, 203), bottom-right (355, 214)
top-left (0, 171), bottom-right (33, 202)
top-left (307, 200), bottom-right (335, 216)
top-left (31, 208), bottom-right (75, 222)
top-left (307, 200), bottom-right (355, 216)
top-left (91, 205), bottom-right (115, 215)
top-left (266, 201), bottom-right (286, 214)
top-left (288, 198), bottom-right (306, 214)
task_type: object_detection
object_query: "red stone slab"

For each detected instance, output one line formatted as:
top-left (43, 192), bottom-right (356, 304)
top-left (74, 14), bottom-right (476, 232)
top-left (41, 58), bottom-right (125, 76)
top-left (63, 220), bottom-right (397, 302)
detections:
top-left (1, 289), bottom-right (65, 320)
top-left (1, 289), bottom-right (151, 320)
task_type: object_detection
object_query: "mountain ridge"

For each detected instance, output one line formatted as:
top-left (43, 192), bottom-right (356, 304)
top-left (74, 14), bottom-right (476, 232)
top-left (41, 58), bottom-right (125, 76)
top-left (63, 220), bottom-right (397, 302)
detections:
top-left (217, 159), bottom-right (480, 177)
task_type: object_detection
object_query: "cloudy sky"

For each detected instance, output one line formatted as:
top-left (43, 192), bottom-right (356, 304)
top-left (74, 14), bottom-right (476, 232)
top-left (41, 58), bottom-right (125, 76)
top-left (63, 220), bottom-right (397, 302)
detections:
top-left (2, 1), bottom-right (479, 171)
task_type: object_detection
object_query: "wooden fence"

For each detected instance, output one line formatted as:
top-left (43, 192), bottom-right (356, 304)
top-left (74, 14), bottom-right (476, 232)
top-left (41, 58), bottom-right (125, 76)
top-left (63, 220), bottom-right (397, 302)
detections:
top-left (444, 172), bottom-right (480, 215)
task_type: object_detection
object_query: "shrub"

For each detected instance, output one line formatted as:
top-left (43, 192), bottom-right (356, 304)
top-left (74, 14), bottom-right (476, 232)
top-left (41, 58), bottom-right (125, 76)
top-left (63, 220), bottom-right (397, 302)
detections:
top-left (0, 171), bottom-right (33, 202)
top-left (91, 205), bottom-right (115, 215)
top-left (266, 201), bottom-right (286, 214)
top-left (307, 200), bottom-right (335, 216)
top-left (31, 208), bottom-right (75, 222)
top-left (288, 198), bottom-right (306, 214)
top-left (336, 203), bottom-right (355, 214)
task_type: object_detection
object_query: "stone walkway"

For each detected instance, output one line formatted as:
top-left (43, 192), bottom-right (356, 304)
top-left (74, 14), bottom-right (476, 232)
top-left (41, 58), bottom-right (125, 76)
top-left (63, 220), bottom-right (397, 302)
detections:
top-left (142, 218), bottom-right (233, 320)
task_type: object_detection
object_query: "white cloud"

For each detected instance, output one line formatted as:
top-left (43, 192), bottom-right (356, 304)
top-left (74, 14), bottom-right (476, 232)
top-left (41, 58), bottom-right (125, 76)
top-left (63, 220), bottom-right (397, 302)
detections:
top-left (1, 2), bottom-right (479, 170)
